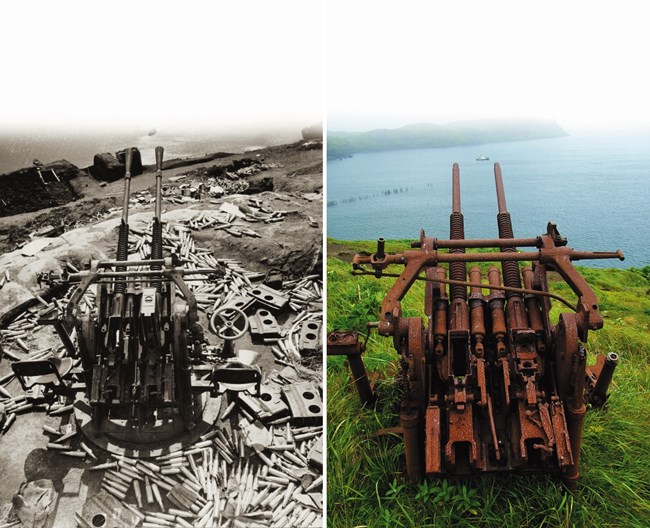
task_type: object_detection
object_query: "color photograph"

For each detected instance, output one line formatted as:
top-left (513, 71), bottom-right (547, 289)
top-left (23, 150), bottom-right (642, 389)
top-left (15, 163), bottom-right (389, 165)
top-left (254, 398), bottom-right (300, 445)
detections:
top-left (326, 1), bottom-right (649, 527)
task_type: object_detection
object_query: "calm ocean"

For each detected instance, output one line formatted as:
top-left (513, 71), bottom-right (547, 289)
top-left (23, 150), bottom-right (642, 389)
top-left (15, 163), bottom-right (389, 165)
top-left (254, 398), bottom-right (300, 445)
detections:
top-left (327, 131), bottom-right (650, 268)
top-left (0, 129), bottom-right (301, 175)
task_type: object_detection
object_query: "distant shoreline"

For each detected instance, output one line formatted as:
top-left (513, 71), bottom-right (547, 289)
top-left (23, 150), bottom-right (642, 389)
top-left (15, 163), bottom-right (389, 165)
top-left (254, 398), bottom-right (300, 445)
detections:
top-left (0, 130), bottom-right (303, 175)
top-left (327, 118), bottom-right (568, 160)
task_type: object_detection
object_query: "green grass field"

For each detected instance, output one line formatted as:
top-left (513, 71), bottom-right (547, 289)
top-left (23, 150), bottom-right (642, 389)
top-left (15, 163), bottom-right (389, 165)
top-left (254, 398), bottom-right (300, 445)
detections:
top-left (327, 239), bottom-right (650, 528)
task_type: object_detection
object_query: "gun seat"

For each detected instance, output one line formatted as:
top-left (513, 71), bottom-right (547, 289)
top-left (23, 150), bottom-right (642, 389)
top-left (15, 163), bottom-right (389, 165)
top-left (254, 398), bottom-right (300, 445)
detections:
top-left (11, 357), bottom-right (73, 391)
top-left (212, 362), bottom-right (261, 395)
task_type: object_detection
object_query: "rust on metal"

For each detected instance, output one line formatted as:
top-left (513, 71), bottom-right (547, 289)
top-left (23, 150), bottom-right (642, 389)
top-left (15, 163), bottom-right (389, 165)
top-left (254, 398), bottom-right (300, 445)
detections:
top-left (332, 163), bottom-right (622, 489)
top-left (326, 330), bottom-right (375, 405)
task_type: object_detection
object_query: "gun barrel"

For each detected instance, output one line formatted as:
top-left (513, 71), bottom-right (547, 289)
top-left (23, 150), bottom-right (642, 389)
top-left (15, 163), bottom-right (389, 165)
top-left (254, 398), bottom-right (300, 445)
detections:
top-left (115, 147), bottom-right (134, 293)
top-left (494, 162), bottom-right (508, 214)
top-left (493, 163), bottom-right (523, 295)
top-left (151, 147), bottom-right (165, 279)
top-left (121, 147), bottom-right (134, 225)
top-left (452, 162), bottom-right (461, 214)
top-left (449, 162), bottom-right (467, 301)
top-left (154, 146), bottom-right (164, 220)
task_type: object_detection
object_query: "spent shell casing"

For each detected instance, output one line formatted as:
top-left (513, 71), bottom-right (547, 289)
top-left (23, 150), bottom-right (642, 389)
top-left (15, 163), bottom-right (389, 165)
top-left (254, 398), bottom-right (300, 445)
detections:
top-left (46, 442), bottom-right (72, 451)
top-left (281, 482), bottom-right (296, 507)
top-left (141, 460), bottom-right (161, 473)
top-left (305, 475), bottom-right (323, 492)
top-left (119, 466), bottom-right (143, 480)
top-left (11, 403), bottom-right (35, 414)
top-left (107, 470), bottom-right (131, 484)
top-left (61, 450), bottom-right (86, 458)
top-left (55, 430), bottom-right (78, 443)
top-left (102, 482), bottom-right (127, 500)
top-left (175, 517), bottom-right (194, 528)
top-left (145, 512), bottom-right (175, 523)
top-left (167, 508), bottom-right (195, 519)
top-left (152, 481), bottom-right (165, 511)
top-left (152, 477), bottom-right (172, 492)
top-left (133, 479), bottom-right (143, 508)
top-left (2, 413), bottom-right (17, 432)
top-left (122, 502), bottom-right (146, 521)
top-left (49, 404), bottom-right (74, 416)
top-left (196, 500), bottom-right (213, 519)
top-left (89, 461), bottom-right (118, 471)
top-left (266, 491), bottom-right (284, 511)
top-left (144, 476), bottom-right (154, 504)
top-left (102, 476), bottom-right (129, 494)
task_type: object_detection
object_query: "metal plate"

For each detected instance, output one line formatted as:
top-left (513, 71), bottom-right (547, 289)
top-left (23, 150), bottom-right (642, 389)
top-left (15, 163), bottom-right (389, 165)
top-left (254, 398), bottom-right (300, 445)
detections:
top-left (248, 309), bottom-right (281, 337)
top-left (248, 284), bottom-right (289, 311)
top-left (299, 321), bottom-right (322, 352)
top-left (282, 382), bottom-right (322, 425)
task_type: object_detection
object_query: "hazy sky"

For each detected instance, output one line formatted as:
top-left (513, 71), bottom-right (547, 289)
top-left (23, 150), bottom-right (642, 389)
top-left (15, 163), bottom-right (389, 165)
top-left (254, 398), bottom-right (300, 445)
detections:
top-left (327, 1), bottom-right (650, 132)
top-left (3, 2), bottom-right (648, 135)
top-left (0, 1), bottom-right (323, 132)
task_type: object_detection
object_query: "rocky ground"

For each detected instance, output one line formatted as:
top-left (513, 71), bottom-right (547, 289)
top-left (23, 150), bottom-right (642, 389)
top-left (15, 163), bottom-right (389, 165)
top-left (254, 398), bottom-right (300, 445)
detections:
top-left (0, 140), bottom-right (323, 527)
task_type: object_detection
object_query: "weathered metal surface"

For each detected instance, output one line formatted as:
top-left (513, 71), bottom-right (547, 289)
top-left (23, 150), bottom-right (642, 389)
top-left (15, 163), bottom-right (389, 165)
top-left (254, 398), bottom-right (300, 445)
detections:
top-left (248, 284), bottom-right (289, 312)
top-left (326, 330), bottom-right (375, 405)
top-left (299, 320), bottom-right (322, 352)
top-left (249, 308), bottom-right (281, 338)
top-left (333, 162), bottom-right (623, 488)
top-left (282, 382), bottom-right (323, 425)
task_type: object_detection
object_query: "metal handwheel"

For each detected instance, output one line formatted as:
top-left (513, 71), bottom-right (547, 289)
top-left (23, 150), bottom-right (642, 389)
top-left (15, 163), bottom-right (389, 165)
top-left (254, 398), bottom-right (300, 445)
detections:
top-left (210, 306), bottom-right (249, 340)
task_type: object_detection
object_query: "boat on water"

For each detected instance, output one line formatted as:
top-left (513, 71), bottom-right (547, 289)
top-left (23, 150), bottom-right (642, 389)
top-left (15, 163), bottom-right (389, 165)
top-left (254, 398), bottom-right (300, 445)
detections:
top-left (476, 155), bottom-right (489, 161)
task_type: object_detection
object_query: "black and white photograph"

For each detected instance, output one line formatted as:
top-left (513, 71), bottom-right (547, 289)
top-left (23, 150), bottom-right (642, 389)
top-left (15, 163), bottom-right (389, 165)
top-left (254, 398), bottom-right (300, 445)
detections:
top-left (0, 2), bottom-right (323, 527)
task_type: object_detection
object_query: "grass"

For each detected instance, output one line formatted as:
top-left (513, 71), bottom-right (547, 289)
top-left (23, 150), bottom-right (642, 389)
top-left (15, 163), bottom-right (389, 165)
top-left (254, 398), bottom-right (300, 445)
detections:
top-left (327, 238), bottom-right (650, 528)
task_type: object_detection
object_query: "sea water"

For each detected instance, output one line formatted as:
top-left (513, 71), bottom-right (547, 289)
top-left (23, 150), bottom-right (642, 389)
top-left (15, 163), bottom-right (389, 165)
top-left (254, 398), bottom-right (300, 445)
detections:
top-left (327, 131), bottom-right (650, 268)
top-left (0, 128), bottom-right (301, 175)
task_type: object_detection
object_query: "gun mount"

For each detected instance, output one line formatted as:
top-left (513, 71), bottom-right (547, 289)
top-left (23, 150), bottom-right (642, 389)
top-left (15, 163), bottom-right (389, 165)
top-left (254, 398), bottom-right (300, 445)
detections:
top-left (328, 163), bottom-right (623, 489)
top-left (12, 147), bottom-right (233, 456)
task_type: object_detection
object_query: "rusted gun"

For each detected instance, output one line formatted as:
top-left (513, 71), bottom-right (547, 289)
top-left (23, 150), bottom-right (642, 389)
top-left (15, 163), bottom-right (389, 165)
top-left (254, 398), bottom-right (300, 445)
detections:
top-left (329, 163), bottom-right (623, 489)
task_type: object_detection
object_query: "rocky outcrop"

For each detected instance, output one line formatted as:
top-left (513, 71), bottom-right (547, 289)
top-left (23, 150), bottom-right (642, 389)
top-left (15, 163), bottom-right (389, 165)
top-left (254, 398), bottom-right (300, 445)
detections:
top-left (91, 148), bottom-right (143, 182)
top-left (302, 123), bottom-right (323, 140)
top-left (0, 160), bottom-right (81, 217)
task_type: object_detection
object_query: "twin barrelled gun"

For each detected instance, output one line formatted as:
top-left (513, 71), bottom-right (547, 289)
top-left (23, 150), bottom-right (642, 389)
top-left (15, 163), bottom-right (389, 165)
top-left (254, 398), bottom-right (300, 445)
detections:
top-left (329, 162), bottom-right (622, 488)
top-left (17, 147), bottom-right (228, 455)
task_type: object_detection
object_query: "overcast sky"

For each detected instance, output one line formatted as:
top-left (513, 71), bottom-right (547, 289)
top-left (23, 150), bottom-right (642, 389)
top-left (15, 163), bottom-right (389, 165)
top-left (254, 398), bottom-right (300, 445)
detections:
top-left (0, 1), bottom-right (324, 132)
top-left (327, 1), bottom-right (650, 132)
top-left (3, 2), bottom-right (648, 135)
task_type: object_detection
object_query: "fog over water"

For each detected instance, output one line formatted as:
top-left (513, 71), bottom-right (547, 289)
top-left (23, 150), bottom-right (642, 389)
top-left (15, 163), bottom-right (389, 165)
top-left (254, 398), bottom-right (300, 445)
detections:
top-left (327, 130), bottom-right (650, 268)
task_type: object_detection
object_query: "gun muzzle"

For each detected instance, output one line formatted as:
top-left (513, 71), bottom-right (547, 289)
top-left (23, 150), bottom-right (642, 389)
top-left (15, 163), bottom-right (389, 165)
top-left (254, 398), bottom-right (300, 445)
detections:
top-left (494, 162), bottom-right (507, 214)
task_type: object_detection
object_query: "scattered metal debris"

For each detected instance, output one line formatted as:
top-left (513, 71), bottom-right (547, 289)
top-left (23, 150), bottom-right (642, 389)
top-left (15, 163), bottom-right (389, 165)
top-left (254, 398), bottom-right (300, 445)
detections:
top-left (0, 147), bottom-right (322, 527)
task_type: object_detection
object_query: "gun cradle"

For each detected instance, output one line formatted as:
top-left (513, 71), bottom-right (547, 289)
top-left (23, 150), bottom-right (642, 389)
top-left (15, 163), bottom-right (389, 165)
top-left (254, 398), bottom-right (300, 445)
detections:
top-left (31, 147), bottom-right (220, 452)
top-left (332, 163), bottom-right (623, 489)
top-left (71, 263), bottom-right (202, 432)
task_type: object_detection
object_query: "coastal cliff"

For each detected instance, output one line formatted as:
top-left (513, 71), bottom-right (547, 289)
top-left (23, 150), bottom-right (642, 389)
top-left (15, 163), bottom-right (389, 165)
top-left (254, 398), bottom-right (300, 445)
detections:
top-left (328, 118), bottom-right (568, 159)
